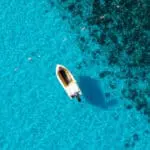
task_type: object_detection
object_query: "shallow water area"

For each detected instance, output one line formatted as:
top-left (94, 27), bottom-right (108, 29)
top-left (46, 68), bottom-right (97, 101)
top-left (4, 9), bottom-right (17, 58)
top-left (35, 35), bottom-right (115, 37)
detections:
top-left (0, 0), bottom-right (150, 150)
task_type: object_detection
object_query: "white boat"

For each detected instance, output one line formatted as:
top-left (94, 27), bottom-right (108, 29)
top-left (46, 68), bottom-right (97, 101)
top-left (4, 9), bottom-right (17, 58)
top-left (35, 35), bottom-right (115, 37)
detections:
top-left (56, 64), bottom-right (82, 102)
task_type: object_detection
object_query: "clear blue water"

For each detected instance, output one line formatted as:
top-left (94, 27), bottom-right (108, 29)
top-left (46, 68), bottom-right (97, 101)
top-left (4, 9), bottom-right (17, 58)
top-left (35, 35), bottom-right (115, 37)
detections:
top-left (0, 0), bottom-right (150, 149)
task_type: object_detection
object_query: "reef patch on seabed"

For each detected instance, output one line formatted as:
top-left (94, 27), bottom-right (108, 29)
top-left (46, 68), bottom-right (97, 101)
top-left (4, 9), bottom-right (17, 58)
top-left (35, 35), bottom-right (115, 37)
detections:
top-left (54, 0), bottom-right (150, 120)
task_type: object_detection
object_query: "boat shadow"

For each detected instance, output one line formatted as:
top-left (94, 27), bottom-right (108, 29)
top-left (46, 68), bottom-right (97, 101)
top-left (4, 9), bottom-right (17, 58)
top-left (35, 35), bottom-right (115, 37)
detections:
top-left (79, 76), bottom-right (117, 109)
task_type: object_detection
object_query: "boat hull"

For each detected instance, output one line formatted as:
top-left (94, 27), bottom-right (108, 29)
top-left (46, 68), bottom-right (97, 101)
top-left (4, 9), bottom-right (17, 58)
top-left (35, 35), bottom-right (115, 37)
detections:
top-left (56, 64), bottom-right (82, 99)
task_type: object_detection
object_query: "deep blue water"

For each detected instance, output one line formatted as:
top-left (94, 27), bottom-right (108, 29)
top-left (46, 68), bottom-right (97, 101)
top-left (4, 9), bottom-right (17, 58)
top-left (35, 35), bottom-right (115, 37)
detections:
top-left (0, 0), bottom-right (150, 149)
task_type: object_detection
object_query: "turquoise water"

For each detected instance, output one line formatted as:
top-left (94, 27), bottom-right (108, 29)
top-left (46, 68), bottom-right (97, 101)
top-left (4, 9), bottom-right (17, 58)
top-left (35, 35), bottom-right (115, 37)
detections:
top-left (0, 0), bottom-right (150, 149)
